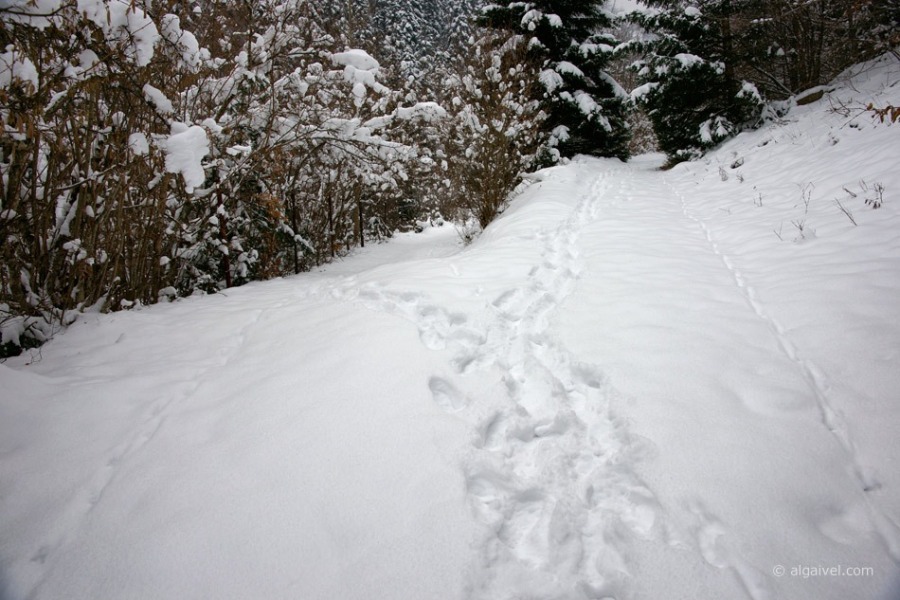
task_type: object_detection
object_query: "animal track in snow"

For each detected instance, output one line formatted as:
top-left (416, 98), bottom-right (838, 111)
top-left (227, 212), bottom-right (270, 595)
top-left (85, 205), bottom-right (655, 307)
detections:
top-left (670, 177), bottom-right (900, 561)
top-left (22, 300), bottom-right (292, 598)
top-left (688, 502), bottom-right (772, 600)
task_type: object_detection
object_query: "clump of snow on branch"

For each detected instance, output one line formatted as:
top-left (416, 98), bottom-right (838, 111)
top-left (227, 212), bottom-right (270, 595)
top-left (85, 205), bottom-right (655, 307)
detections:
top-left (159, 14), bottom-right (203, 70)
top-left (164, 123), bottom-right (209, 193)
top-left (143, 84), bottom-right (174, 115)
top-left (128, 133), bottom-right (150, 156)
top-left (540, 69), bottom-right (564, 92)
top-left (78, 0), bottom-right (160, 67)
top-left (0, 47), bottom-right (38, 89)
top-left (673, 53), bottom-right (704, 69)
top-left (556, 61), bottom-right (585, 79)
top-left (699, 115), bottom-right (731, 144)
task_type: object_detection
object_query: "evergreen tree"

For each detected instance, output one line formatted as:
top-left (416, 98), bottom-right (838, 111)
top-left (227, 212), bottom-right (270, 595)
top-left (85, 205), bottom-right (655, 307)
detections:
top-left (445, 0), bottom-right (483, 54)
top-left (319, 0), bottom-right (483, 98)
top-left (628, 1), bottom-right (764, 163)
top-left (479, 0), bottom-right (631, 160)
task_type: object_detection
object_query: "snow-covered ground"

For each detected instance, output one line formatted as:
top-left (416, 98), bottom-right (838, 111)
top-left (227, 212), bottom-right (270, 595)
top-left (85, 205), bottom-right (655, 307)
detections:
top-left (2, 55), bottom-right (900, 600)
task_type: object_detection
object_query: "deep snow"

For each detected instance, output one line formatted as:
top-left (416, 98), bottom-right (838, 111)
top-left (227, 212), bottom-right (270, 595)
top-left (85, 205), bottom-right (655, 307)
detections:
top-left (2, 55), bottom-right (900, 599)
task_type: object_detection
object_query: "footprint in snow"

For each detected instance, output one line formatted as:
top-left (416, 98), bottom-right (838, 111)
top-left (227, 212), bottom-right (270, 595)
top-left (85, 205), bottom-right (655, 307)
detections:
top-left (428, 376), bottom-right (469, 412)
top-left (688, 501), bottom-right (772, 600)
top-left (817, 500), bottom-right (877, 546)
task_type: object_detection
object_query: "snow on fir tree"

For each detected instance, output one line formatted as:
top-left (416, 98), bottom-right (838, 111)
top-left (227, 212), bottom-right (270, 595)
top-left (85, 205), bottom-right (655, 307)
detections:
top-left (626, 1), bottom-right (765, 163)
top-left (478, 0), bottom-right (632, 160)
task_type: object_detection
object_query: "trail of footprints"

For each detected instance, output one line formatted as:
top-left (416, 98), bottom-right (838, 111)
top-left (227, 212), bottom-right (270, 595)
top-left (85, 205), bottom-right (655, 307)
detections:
top-left (25, 301), bottom-right (294, 596)
top-left (669, 178), bottom-right (900, 563)
top-left (349, 172), bottom-right (661, 598)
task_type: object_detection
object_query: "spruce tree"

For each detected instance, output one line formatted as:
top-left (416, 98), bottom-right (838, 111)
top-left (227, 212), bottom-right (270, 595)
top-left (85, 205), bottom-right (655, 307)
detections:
top-left (628, 1), bottom-right (764, 163)
top-left (479, 0), bottom-right (632, 160)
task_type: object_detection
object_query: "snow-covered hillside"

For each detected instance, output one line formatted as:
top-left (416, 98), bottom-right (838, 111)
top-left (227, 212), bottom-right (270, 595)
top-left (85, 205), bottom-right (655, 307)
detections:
top-left (2, 55), bottom-right (899, 600)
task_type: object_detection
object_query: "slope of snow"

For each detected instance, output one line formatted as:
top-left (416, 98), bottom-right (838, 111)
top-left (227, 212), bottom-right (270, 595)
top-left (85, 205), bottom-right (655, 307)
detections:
top-left (2, 55), bottom-right (900, 599)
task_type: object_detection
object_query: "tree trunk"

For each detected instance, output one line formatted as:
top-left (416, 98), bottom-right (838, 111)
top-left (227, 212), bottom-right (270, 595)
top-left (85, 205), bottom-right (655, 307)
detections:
top-left (216, 187), bottom-right (232, 289)
top-left (356, 184), bottom-right (365, 249)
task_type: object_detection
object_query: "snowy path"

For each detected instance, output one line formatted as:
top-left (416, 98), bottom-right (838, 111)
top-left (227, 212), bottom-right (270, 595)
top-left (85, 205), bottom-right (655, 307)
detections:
top-left (342, 155), bottom-right (900, 599)
top-left (3, 67), bottom-right (900, 598)
top-left (351, 169), bottom-right (662, 598)
top-left (557, 156), bottom-right (900, 599)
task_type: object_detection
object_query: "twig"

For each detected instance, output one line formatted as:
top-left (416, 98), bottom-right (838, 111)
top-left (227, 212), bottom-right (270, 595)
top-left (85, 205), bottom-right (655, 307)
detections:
top-left (834, 198), bottom-right (857, 225)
